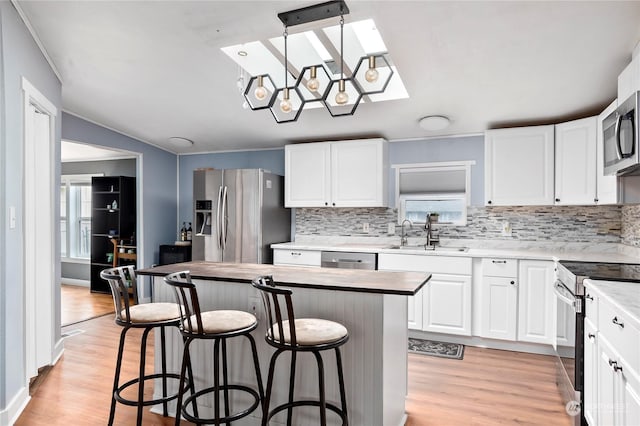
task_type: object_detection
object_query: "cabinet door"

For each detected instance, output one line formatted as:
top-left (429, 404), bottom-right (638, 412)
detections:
top-left (584, 318), bottom-right (598, 426)
top-left (618, 56), bottom-right (639, 103)
top-left (285, 143), bottom-right (331, 207)
top-left (598, 334), bottom-right (619, 425)
top-left (408, 289), bottom-right (423, 330)
top-left (423, 274), bottom-right (471, 336)
top-left (597, 100), bottom-right (619, 204)
top-left (480, 276), bottom-right (518, 340)
top-left (330, 139), bottom-right (387, 207)
top-left (517, 260), bottom-right (554, 344)
top-left (622, 371), bottom-right (640, 426)
top-left (555, 117), bottom-right (597, 205)
top-left (485, 125), bottom-right (555, 206)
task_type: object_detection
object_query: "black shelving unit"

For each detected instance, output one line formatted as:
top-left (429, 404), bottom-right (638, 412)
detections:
top-left (90, 176), bottom-right (136, 294)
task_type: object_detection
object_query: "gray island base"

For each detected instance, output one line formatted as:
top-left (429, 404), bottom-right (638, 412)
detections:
top-left (138, 261), bottom-right (430, 426)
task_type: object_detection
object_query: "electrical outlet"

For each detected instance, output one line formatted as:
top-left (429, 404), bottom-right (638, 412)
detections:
top-left (362, 223), bottom-right (370, 233)
top-left (387, 223), bottom-right (395, 235)
top-left (501, 221), bottom-right (512, 237)
top-left (248, 296), bottom-right (262, 320)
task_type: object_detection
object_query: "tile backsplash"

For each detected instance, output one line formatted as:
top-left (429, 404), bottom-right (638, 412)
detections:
top-left (295, 205), bottom-right (623, 243)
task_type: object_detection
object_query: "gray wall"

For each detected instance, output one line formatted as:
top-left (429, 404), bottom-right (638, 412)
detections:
top-left (0, 1), bottom-right (63, 412)
top-left (61, 158), bottom-right (137, 282)
top-left (62, 113), bottom-right (178, 268)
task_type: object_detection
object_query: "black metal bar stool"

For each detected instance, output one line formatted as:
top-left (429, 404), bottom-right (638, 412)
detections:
top-left (100, 265), bottom-right (192, 426)
top-left (164, 270), bottom-right (264, 425)
top-left (251, 275), bottom-right (349, 426)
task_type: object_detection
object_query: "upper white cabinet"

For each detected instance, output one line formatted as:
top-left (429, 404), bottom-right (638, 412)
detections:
top-left (285, 138), bottom-right (388, 208)
top-left (618, 54), bottom-right (640, 103)
top-left (554, 117), bottom-right (597, 205)
top-left (485, 125), bottom-right (555, 206)
top-left (597, 100), bottom-right (620, 204)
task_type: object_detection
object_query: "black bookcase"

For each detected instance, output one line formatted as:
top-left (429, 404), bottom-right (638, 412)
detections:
top-left (90, 176), bottom-right (136, 294)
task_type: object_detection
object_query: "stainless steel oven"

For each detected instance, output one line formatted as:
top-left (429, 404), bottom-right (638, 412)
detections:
top-left (553, 273), bottom-right (583, 426)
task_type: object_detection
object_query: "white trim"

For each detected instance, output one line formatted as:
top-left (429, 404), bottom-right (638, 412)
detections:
top-left (62, 139), bottom-right (138, 162)
top-left (178, 146), bottom-right (284, 156)
top-left (62, 109), bottom-right (174, 155)
top-left (21, 78), bottom-right (57, 116)
top-left (52, 339), bottom-right (65, 364)
top-left (60, 257), bottom-right (90, 265)
top-left (388, 132), bottom-right (484, 143)
top-left (60, 278), bottom-right (90, 287)
top-left (11, 0), bottom-right (63, 83)
top-left (0, 386), bottom-right (30, 426)
top-left (392, 160), bottom-right (476, 169)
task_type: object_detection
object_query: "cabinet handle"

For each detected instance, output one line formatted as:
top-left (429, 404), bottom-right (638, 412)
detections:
top-left (332, 202), bottom-right (336, 206)
top-left (555, 198), bottom-right (560, 202)
top-left (492, 260), bottom-right (507, 264)
top-left (588, 333), bottom-right (596, 341)
top-left (487, 200), bottom-right (492, 205)
top-left (325, 202), bottom-right (328, 206)
top-left (510, 280), bottom-right (515, 285)
top-left (609, 359), bottom-right (623, 373)
top-left (612, 316), bottom-right (625, 328)
top-left (585, 294), bottom-right (593, 301)
top-left (594, 198), bottom-right (599, 203)
top-left (291, 252), bottom-right (301, 256)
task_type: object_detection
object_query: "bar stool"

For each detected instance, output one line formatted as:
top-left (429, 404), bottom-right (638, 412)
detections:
top-left (100, 265), bottom-right (191, 426)
top-left (164, 270), bottom-right (264, 425)
top-left (251, 275), bottom-right (349, 426)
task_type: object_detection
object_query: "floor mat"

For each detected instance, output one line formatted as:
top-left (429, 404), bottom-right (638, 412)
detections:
top-left (408, 337), bottom-right (464, 360)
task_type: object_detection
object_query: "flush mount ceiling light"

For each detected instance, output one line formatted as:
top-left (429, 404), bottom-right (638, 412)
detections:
top-left (168, 137), bottom-right (194, 147)
top-left (226, 0), bottom-right (396, 123)
top-left (418, 115), bottom-right (451, 131)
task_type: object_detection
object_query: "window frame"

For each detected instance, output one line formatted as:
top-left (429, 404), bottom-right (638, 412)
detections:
top-left (393, 160), bottom-right (475, 226)
top-left (61, 173), bottom-right (102, 262)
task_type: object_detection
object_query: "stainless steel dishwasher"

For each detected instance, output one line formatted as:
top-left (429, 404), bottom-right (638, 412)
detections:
top-left (320, 251), bottom-right (377, 270)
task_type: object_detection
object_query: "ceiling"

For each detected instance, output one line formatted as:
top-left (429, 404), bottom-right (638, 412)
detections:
top-left (16, 1), bottom-right (640, 154)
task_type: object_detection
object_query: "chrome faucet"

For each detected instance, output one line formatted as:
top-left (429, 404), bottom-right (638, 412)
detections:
top-left (401, 219), bottom-right (412, 246)
top-left (424, 213), bottom-right (439, 247)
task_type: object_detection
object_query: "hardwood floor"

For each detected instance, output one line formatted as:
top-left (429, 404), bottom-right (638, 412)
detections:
top-left (17, 314), bottom-right (571, 425)
top-left (61, 284), bottom-right (114, 326)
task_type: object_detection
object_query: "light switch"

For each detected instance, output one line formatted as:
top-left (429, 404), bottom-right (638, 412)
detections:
top-left (9, 206), bottom-right (16, 229)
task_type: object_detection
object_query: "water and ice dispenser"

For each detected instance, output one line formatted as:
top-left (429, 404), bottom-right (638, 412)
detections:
top-left (195, 200), bottom-right (212, 235)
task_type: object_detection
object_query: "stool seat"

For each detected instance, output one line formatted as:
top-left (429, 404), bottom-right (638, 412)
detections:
top-left (183, 310), bottom-right (257, 334)
top-left (270, 319), bottom-right (348, 346)
top-left (122, 302), bottom-right (181, 324)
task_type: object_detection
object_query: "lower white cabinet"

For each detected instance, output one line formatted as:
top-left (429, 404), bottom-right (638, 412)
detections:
top-left (480, 275), bottom-right (518, 340)
top-left (517, 260), bottom-right (555, 344)
top-left (378, 253), bottom-right (472, 335)
top-left (584, 317), bottom-right (598, 426)
top-left (272, 249), bottom-right (321, 267)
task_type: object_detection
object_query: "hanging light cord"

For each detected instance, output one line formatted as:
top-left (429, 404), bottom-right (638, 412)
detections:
top-left (339, 15), bottom-right (344, 79)
top-left (283, 26), bottom-right (289, 87)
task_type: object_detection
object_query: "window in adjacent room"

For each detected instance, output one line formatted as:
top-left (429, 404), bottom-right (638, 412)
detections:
top-left (61, 174), bottom-right (100, 260)
top-left (394, 161), bottom-right (474, 226)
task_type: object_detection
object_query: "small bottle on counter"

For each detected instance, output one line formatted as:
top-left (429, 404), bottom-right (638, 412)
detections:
top-left (187, 222), bottom-right (192, 241)
top-left (180, 222), bottom-right (187, 241)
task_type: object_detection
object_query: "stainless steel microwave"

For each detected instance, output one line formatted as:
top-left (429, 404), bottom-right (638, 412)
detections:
top-left (604, 91), bottom-right (640, 176)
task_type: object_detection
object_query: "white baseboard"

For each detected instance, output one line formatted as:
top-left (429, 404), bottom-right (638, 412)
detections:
top-left (0, 386), bottom-right (30, 426)
top-left (60, 278), bottom-right (89, 287)
top-left (52, 338), bottom-right (64, 365)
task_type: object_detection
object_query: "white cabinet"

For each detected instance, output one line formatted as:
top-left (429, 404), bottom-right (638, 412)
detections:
top-left (479, 258), bottom-right (518, 341)
top-left (584, 317), bottom-right (598, 426)
top-left (618, 55), bottom-right (640, 103)
top-left (517, 260), bottom-right (555, 344)
top-left (284, 138), bottom-right (388, 208)
top-left (485, 125), bottom-right (555, 206)
top-left (597, 100), bottom-right (620, 204)
top-left (378, 253), bottom-right (472, 335)
top-left (554, 117), bottom-right (597, 205)
top-left (272, 249), bottom-right (321, 267)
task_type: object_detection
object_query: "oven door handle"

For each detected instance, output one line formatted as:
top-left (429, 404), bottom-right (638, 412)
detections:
top-left (554, 280), bottom-right (577, 309)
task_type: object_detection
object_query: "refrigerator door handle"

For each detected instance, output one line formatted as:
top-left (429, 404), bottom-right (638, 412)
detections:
top-left (216, 185), bottom-right (223, 249)
top-left (221, 186), bottom-right (229, 250)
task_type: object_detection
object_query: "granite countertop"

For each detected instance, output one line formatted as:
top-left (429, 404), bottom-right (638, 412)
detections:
top-left (271, 241), bottom-right (640, 264)
top-left (584, 279), bottom-right (640, 329)
top-left (137, 261), bottom-right (429, 296)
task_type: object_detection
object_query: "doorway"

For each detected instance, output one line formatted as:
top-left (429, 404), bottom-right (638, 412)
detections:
top-left (60, 141), bottom-right (138, 325)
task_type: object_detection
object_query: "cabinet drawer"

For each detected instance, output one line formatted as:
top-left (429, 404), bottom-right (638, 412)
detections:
top-left (584, 288), bottom-right (598, 324)
top-left (482, 258), bottom-right (518, 277)
top-left (599, 298), bottom-right (640, 376)
top-left (378, 253), bottom-right (471, 275)
top-left (273, 249), bottom-right (321, 267)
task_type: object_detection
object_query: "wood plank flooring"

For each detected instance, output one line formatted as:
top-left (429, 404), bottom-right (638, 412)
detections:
top-left (61, 284), bottom-right (114, 326)
top-left (17, 310), bottom-right (572, 426)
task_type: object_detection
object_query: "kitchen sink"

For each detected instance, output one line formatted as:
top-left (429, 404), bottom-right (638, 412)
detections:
top-left (387, 245), bottom-right (468, 252)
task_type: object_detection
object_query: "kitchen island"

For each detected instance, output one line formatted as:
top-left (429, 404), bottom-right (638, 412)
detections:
top-left (138, 261), bottom-right (430, 426)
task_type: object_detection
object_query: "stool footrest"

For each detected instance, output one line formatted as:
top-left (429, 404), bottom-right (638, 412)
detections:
top-left (267, 400), bottom-right (348, 425)
top-left (114, 373), bottom-right (185, 407)
top-left (181, 384), bottom-right (261, 424)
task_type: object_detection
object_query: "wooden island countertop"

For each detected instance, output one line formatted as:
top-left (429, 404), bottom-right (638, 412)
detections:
top-left (137, 261), bottom-right (429, 296)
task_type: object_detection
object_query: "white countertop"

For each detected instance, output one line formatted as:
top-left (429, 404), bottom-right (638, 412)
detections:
top-left (585, 279), bottom-right (640, 329)
top-left (272, 240), bottom-right (640, 263)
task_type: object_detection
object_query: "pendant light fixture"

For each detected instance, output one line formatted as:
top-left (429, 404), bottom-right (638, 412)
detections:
top-left (280, 28), bottom-right (292, 113)
top-left (365, 56), bottom-right (379, 83)
top-left (335, 16), bottom-right (348, 105)
top-left (269, 25), bottom-right (304, 123)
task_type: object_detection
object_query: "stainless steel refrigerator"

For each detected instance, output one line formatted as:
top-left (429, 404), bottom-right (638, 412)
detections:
top-left (192, 168), bottom-right (290, 263)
